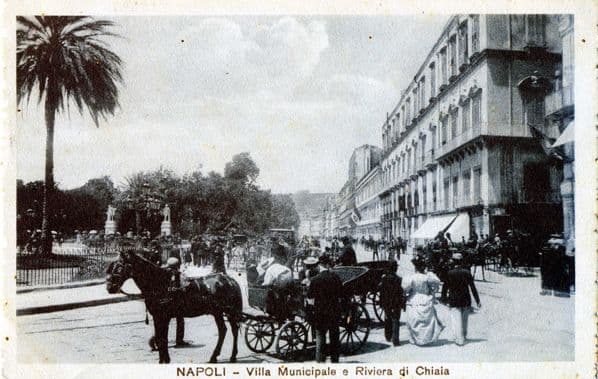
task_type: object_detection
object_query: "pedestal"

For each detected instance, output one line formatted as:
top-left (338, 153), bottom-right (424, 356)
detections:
top-left (160, 221), bottom-right (172, 236)
top-left (105, 220), bottom-right (116, 236)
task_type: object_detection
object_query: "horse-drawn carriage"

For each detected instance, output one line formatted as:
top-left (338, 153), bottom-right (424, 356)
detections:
top-left (243, 266), bottom-right (372, 359)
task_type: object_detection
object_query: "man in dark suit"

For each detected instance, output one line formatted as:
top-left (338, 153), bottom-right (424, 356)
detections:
top-left (441, 253), bottom-right (481, 346)
top-left (337, 237), bottom-right (357, 266)
top-left (378, 260), bottom-right (404, 346)
top-left (307, 254), bottom-right (344, 363)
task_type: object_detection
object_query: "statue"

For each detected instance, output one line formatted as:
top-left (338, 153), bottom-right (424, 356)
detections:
top-left (161, 205), bottom-right (172, 236)
top-left (162, 205), bottom-right (171, 222)
top-left (104, 204), bottom-right (117, 235)
top-left (106, 205), bottom-right (116, 221)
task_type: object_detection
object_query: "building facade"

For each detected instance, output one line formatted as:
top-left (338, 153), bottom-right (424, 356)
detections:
top-left (543, 15), bottom-right (574, 247)
top-left (336, 145), bottom-right (383, 237)
top-left (292, 192), bottom-right (335, 238)
top-left (373, 15), bottom-right (565, 243)
top-left (354, 166), bottom-right (383, 239)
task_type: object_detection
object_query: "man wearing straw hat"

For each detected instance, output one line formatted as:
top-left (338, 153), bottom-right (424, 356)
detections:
top-left (441, 253), bottom-right (481, 346)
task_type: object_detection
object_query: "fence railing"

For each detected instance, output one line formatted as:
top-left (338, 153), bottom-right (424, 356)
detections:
top-left (16, 242), bottom-right (121, 287)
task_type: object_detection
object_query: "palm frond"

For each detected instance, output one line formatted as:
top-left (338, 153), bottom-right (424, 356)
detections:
top-left (16, 15), bottom-right (123, 126)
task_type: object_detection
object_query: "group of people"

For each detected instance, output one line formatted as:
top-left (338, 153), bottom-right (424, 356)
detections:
top-left (379, 252), bottom-right (481, 347)
top-left (146, 229), bottom-right (483, 361)
top-left (358, 235), bottom-right (407, 261)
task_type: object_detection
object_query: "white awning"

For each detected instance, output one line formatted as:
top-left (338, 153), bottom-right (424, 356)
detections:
top-left (552, 120), bottom-right (574, 147)
top-left (445, 213), bottom-right (470, 242)
top-left (412, 214), bottom-right (457, 240)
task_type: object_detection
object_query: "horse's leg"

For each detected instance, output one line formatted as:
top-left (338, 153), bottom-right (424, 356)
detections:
top-left (154, 317), bottom-right (171, 364)
top-left (481, 262), bottom-right (486, 281)
top-left (209, 314), bottom-right (227, 363)
top-left (229, 316), bottom-right (239, 363)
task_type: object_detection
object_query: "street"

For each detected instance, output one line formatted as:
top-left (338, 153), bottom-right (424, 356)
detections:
top-left (17, 246), bottom-right (574, 364)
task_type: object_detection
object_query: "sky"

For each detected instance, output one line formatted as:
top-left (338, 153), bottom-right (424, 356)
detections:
top-left (16, 15), bottom-right (448, 194)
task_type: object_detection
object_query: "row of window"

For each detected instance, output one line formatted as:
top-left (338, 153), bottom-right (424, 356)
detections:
top-left (383, 15), bottom-right (480, 151)
top-left (380, 166), bottom-right (483, 217)
top-left (380, 90), bottom-right (482, 189)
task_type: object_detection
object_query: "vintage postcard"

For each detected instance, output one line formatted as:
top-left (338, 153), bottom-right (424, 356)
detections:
top-left (1, 1), bottom-right (596, 378)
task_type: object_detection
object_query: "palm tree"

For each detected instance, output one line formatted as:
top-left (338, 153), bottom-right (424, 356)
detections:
top-left (17, 16), bottom-right (123, 254)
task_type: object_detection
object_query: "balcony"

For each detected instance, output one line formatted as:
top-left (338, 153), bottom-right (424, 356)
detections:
top-left (545, 86), bottom-right (574, 118)
top-left (437, 124), bottom-right (481, 158)
top-left (422, 149), bottom-right (437, 169)
top-left (453, 195), bottom-right (484, 209)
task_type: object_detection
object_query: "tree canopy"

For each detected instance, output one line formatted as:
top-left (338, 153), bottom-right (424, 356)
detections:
top-left (17, 153), bottom-right (300, 240)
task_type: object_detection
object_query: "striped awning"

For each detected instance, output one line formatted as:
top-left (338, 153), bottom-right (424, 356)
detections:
top-left (552, 120), bottom-right (574, 147)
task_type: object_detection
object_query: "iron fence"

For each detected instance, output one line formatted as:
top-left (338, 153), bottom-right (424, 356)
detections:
top-left (16, 243), bottom-right (121, 287)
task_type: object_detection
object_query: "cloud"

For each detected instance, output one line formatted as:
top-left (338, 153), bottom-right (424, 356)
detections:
top-left (18, 16), bottom-right (433, 194)
top-left (165, 17), bottom-right (329, 98)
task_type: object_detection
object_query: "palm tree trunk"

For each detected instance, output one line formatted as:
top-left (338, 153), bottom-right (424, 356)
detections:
top-left (41, 85), bottom-right (57, 255)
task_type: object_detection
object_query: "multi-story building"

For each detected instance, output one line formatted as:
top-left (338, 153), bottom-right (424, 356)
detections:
top-left (354, 165), bottom-right (383, 239)
top-left (543, 15), bottom-right (574, 246)
top-left (293, 191), bottom-right (335, 238)
top-left (376, 14), bottom-right (565, 243)
top-left (320, 195), bottom-right (339, 239)
top-left (337, 145), bottom-right (382, 237)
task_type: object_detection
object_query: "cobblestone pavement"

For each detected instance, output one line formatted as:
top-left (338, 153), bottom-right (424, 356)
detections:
top-left (17, 247), bottom-right (574, 364)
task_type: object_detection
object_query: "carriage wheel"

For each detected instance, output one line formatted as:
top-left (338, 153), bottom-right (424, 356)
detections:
top-left (368, 291), bottom-right (385, 322)
top-left (244, 320), bottom-right (275, 353)
top-left (339, 302), bottom-right (370, 354)
top-left (274, 321), bottom-right (308, 359)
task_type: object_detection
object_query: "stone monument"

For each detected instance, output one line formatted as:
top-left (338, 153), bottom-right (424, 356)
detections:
top-left (104, 205), bottom-right (117, 235)
top-left (160, 204), bottom-right (172, 236)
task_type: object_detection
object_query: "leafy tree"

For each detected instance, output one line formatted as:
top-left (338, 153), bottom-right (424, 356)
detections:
top-left (271, 194), bottom-right (301, 230)
top-left (17, 16), bottom-right (123, 254)
top-left (224, 152), bottom-right (260, 186)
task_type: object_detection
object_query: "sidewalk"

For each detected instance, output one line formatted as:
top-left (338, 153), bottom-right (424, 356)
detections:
top-left (16, 281), bottom-right (142, 316)
top-left (16, 265), bottom-right (231, 316)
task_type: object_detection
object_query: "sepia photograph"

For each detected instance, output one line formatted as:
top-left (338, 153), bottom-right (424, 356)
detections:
top-left (3, 2), bottom-right (596, 378)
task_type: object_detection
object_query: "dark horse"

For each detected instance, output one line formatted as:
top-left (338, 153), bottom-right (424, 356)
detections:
top-left (106, 249), bottom-right (243, 364)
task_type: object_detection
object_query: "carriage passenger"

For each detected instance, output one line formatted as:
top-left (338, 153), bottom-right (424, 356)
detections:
top-left (262, 244), bottom-right (293, 288)
top-left (298, 256), bottom-right (320, 284)
top-left (263, 244), bottom-right (295, 318)
top-left (337, 237), bottom-right (357, 266)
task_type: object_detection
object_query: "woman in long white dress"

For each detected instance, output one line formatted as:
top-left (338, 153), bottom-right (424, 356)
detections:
top-left (402, 257), bottom-right (444, 345)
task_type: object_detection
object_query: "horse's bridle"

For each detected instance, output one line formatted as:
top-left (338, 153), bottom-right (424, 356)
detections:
top-left (108, 260), bottom-right (136, 295)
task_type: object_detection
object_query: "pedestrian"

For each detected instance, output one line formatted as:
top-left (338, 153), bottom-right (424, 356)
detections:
top-left (190, 236), bottom-right (200, 267)
top-left (372, 239), bottom-right (380, 261)
top-left (378, 260), bottom-right (404, 346)
top-left (161, 257), bottom-right (190, 348)
top-left (397, 236), bottom-right (404, 255)
top-left (402, 256), bottom-right (444, 346)
top-left (307, 254), bottom-right (344, 363)
top-left (212, 238), bottom-right (226, 274)
top-left (441, 253), bottom-right (481, 346)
